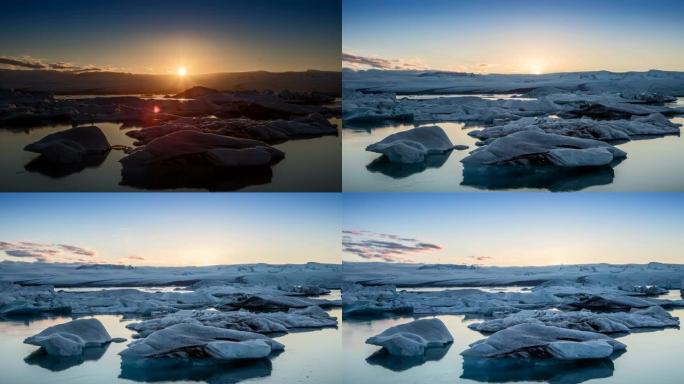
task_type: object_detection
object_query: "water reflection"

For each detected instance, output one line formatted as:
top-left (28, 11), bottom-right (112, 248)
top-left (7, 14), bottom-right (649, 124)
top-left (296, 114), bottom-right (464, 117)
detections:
top-left (461, 163), bottom-right (618, 192)
top-left (366, 152), bottom-right (452, 178)
top-left (119, 357), bottom-right (273, 383)
top-left (366, 344), bottom-right (452, 372)
top-left (120, 164), bottom-right (275, 191)
top-left (25, 344), bottom-right (110, 372)
top-left (461, 355), bottom-right (617, 384)
top-left (25, 152), bottom-right (110, 178)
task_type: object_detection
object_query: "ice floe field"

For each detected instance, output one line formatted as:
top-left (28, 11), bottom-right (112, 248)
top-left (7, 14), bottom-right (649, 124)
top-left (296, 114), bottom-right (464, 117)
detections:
top-left (0, 262), bottom-right (342, 383)
top-left (342, 262), bottom-right (684, 384)
top-left (342, 70), bottom-right (684, 192)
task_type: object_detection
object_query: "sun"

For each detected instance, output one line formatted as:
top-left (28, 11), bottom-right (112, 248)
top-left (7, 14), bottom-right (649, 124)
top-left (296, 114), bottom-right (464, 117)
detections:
top-left (529, 61), bottom-right (544, 75)
top-left (177, 66), bottom-right (187, 77)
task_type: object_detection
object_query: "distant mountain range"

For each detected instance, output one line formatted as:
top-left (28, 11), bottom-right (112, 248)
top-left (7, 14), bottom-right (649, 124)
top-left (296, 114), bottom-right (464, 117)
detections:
top-left (0, 69), bottom-right (341, 95)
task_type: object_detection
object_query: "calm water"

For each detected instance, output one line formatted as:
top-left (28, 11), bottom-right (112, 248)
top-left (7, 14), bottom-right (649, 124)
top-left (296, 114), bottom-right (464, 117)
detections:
top-left (57, 286), bottom-right (193, 293)
top-left (0, 309), bottom-right (341, 384)
top-left (0, 117), bottom-right (340, 192)
top-left (397, 94), bottom-right (535, 101)
top-left (342, 98), bottom-right (684, 192)
top-left (400, 286), bottom-right (532, 293)
top-left (342, 307), bottom-right (684, 384)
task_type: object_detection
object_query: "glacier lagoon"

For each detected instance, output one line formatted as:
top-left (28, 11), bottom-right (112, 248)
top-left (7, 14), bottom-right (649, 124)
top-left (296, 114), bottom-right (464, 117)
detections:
top-left (343, 99), bottom-right (684, 192)
top-left (0, 121), bottom-right (340, 192)
top-left (0, 90), bottom-right (341, 192)
top-left (342, 70), bottom-right (684, 192)
top-left (342, 293), bottom-right (684, 384)
top-left (0, 292), bottom-right (342, 384)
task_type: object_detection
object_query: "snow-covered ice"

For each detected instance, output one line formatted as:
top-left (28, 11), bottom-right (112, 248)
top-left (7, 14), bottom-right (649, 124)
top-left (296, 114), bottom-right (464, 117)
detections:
top-left (127, 306), bottom-right (337, 337)
top-left (461, 131), bottom-right (627, 167)
top-left (24, 126), bottom-right (111, 164)
top-left (119, 323), bottom-right (284, 360)
top-left (366, 126), bottom-right (456, 163)
top-left (24, 318), bottom-right (120, 357)
top-left (366, 318), bottom-right (453, 356)
top-left (461, 323), bottom-right (626, 360)
top-left (343, 70), bottom-right (684, 96)
top-left (468, 306), bottom-right (679, 334)
top-left (469, 114), bottom-right (681, 143)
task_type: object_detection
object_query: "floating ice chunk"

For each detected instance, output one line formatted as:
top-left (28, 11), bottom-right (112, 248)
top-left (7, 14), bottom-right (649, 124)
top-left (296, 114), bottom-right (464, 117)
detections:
top-left (24, 126), bottom-right (110, 164)
top-left (206, 147), bottom-right (275, 168)
top-left (469, 307), bottom-right (679, 334)
top-left (24, 318), bottom-right (114, 357)
top-left (343, 285), bottom-right (413, 317)
top-left (127, 114), bottom-right (337, 145)
top-left (366, 318), bottom-right (453, 356)
top-left (461, 323), bottom-right (625, 360)
top-left (546, 148), bottom-right (615, 167)
top-left (230, 293), bottom-right (325, 309)
top-left (366, 126), bottom-right (455, 164)
top-left (205, 339), bottom-right (273, 360)
top-left (564, 293), bottom-right (656, 310)
top-left (547, 340), bottom-right (615, 360)
top-left (0, 283), bottom-right (70, 316)
top-left (121, 130), bottom-right (284, 169)
top-left (127, 307), bottom-right (337, 337)
top-left (119, 323), bottom-right (283, 359)
top-left (564, 101), bottom-right (677, 119)
top-left (342, 92), bottom-right (414, 124)
top-left (470, 114), bottom-right (680, 143)
top-left (462, 131), bottom-right (626, 167)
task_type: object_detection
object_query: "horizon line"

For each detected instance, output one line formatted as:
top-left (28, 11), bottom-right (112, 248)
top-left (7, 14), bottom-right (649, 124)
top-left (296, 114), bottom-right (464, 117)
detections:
top-left (342, 67), bottom-right (684, 76)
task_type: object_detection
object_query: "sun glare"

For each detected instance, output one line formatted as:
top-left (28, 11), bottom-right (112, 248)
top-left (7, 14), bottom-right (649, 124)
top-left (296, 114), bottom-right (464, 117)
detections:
top-left (530, 62), bottom-right (544, 75)
top-left (177, 66), bottom-right (187, 77)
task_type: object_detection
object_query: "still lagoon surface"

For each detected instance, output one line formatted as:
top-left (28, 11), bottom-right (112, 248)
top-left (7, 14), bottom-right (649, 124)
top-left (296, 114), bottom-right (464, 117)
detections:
top-left (342, 97), bottom-right (684, 192)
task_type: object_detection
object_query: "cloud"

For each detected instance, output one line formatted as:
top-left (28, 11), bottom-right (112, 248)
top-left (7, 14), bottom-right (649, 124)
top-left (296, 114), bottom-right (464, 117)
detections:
top-left (0, 55), bottom-right (104, 72)
top-left (49, 62), bottom-right (82, 70)
top-left (0, 56), bottom-right (46, 69)
top-left (0, 241), bottom-right (98, 263)
top-left (57, 244), bottom-right (97, 257)
top-left (467, 255), bottom-right (493, 262)
top-left (342, 52), bottom-right (428, 71)
top-left (126, 255), bottom-right (145, 260)
top-left (342, 53), bottom-right (394, 69)
top-left (342, 230), bottom-right (442, 262)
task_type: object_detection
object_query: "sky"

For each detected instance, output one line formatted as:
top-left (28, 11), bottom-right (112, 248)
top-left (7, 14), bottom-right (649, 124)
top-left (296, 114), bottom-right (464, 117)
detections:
top-left (0, 193), bottom-right (341, 266)
top-left (343, 193), bottom-right (684, 266)
top-left (343, 0), bottom-right (684, 74)
top-left (0, 0), bottom-right (340, 74)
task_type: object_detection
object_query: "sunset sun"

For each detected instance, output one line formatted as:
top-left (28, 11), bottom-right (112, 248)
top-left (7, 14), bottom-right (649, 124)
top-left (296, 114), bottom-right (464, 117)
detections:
top-left (177, 66), bottom-right (187, 77)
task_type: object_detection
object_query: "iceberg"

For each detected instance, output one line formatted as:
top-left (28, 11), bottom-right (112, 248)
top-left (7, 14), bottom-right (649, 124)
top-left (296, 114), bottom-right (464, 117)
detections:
top-left (0, 282), bottom-right (70, 316)
top-left (119, 323), bottom-right (284, 359)
top-left (24, 318), bottom-right (119, 357)
top-left (461, 131), bottom-right (626, 167)
top-left (366, 318), bottom-right (453, 357)
top-left (461, 323), bottom-right (625, 360)
top-left (366, 126), bottom-right (456, 163)
top-left (24, 126), bottom-right (111, 164)
top-left (469, 114), bottom-right (680, 143)
top-left (469, 306), bottom-right (679, 334)
top-left (127, 306), bottom-right (337, 337)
